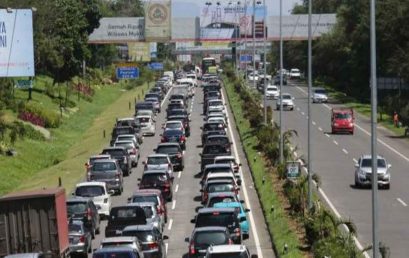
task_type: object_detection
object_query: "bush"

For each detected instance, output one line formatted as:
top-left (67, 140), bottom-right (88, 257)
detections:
top-left (20, 102), bottom-right (60, 128)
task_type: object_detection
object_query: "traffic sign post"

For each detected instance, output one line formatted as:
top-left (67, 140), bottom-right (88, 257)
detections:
top-left (116, 67), bottom-right (139, 80)
top-left (15, 80), bottom-right (33, 89)
top-left (286, 161), bottom-right (301, 179)
top-left (148, 62), bottom-right (164, 71)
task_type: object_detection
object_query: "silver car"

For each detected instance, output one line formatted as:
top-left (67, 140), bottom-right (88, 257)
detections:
top-left (276, 93), bottom-right (295, 111)
top-left (114, 140), bottom-right (140, 167)
top-left (68, 220), bottom-right (92, 255)
top-left (127, 202), bottom-right (165, 233)
top-left (354, 155), bottom-right (391, 189)
top-left (136, 115), bottom-right (156, 136)
top-left (312, 88), bottom-right (328, 103)
top-left (143, 154), bottom-right (174, 179)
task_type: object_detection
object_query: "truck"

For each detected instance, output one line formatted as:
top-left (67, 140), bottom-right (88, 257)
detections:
top-left (331, 108), bottom-right (354, 134)
top-left (0, 188), bottom-right (70, 257)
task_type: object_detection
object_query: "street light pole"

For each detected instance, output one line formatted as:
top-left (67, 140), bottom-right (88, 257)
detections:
top-left (252, 0), bottom-right (256, 89)
top-left (307, 0), bottom-right (313, 210)
top-left (263, 0), bottom-right (267, 125)
top-left (279, 0), bottom-right (283, 163)
top-left (370, 0), bottom-right (379, 256)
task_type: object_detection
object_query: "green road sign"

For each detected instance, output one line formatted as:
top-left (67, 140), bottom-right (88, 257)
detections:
top-left (15, 80), bottom-right (33, 89)
top-left (286, 161), bottom-right (301, 179)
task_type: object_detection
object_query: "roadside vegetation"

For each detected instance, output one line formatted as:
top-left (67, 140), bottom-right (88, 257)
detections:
top-left (269, 0), bottom-right (409, 130)
top-left (223, 64), bottom-right (365, 257)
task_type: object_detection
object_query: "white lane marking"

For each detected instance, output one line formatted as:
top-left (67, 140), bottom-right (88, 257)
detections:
top-left (175, 184), bottom-right (179, 193)
top-left (342, 148), bottom-right (348, 154)
top-left (172, 200), bottom-right (176, 210)
top-left (168, 219), bottom-right (173, 230)
top-left (397, 198), bottom-right (408, 207)
top-left (318, 127), bottom-right (323, 131)
top-left (294, 86), bottom-right (409, 164)
top-left (301, 111), bottom-right (305, 115)
top-left (165, 243), bottom-right (168, 254)
top-left (353, 158), bottom-right (358, 163)
top-left (160, 88), bottom-right (172, 108)
top-left (222, 90), bottom-right (264, 258)
top-left (325, 133), bottom-right (330, 138)
top-left (333, 140), bottom-right (338, 145)
top-left (296, 107), bottom-right (300, 111)
top-left (178, 172), bottom-right (181, 178)
top-left (312, 121), bottom-right (316, 126)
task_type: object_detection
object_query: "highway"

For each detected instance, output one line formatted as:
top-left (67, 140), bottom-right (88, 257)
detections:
top-left (88, 83), bottom-right (276, 258)
top-left (266, 80), bottom-right (409, 257)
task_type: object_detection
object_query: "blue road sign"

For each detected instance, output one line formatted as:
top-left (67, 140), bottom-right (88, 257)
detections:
top-left (149, 62), bottom-right (164, 71)
top-left (240, 55), bottom-right (252, 62)
top-left (116, 67), bottom-right (139, 79)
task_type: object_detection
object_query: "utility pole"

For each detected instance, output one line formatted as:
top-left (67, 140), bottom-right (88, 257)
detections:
top-left (307, 0), bottom-right (313, 209)
top-left (279, 0), bottom-right (283, 163)
top-left (263, 0), bottom-right (267, 125)
top-left (370, 0), bottom-right (379, 256)
top-left (252, 0), bottom-right (256, 89)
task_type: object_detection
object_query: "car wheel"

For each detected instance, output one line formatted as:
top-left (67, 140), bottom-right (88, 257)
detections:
top-left (95, 226), bottom-right (100, 235)
top-left (88, 244), bottom-right (92, 254)
top-left (355, 180), bottom-right (360, 188)
top-left (385, 184), bottom-right (390, 190)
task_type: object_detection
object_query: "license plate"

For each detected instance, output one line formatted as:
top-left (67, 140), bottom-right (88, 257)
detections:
top-left (116, 230), bottom-right (122, 235)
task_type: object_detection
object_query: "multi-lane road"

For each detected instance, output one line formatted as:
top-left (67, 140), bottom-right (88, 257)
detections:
top-left (267, 80), bottom-right (409, 257)
top-left (89, 83), bottom-right (276, 257)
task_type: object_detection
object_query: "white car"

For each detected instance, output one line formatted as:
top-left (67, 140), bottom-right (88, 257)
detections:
top-left (73, 182), bottom-right (112, 217)
top-left (207, 99), bottom-right (225, 113)
top-left (289, 68), bottom-right (301, 79)
top-left (206, 244), bottom-right (255, 258)
top-left (207, 116), bottom-right (228, 126)
top-left (135, 115), bottom-right (156, 136)
top-left (163, 120), bottom-right (184, 132)
top-left (248, 72), bottom-right (259, 83)
top-left (354, 155), bottom-right (391, 189)
top-left (265, 84), bottom-right (280, 99)
top-left (312, 88), bottom-right (328, 103)
top-left (276, 93), bottom-right (295, 110)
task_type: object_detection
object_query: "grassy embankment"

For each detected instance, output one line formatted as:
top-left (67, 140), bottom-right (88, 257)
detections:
top-left (0, 76), bottom-right (149, 195)
top-left (224, 79), bottom-right (303, 257)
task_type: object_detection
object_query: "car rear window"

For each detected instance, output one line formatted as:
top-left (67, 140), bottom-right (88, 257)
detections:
top-left (196, 212), bottom-right (236, 227)
top-left (122, 230), bottom-right (155, 242)
top-left (156, 146), bottom-right (180, 154)
top-left (68, 223), bottom-right (83, 232)
top-left (148, 157), bottom-right (168, 164)
top-left (141, 173), bottom-right (168, 184)
top-left (207, 184), bottom-right (234, 193)
top-left (208, 196), bottom-right (236, 207)
top-left (164, 130), bottom-right (182, 137)
top-left (209, 101), bottom-right (223, 106)
top-left (93, 252), bottom-right (135, 258)
top-left (140, 206), bottom-right (154, 218)
top-left (137, 117), bottom-right (150, 123)
top-left (203, 123), bottom-right (223, 131)
top-left (75, 186), bottom-right (105, 197)
top-left (194, 231), bottom-right (228, 246)
top-left (207, 137), bottom-right (229, 145)
top-left (131, 195), bottom-right (158, 205)
top-left (67, 202), bottom-right (87, 215)
top-left (102, 149), bottom-right (125, 157)
top-left (110, 207), bottom-right (144, 219)
top-left (114, 127), bottom-right (133, 135)
top-left (208, 252), bottom-right (248, 258)
top-left (91, 162), bottom-right (117, 171)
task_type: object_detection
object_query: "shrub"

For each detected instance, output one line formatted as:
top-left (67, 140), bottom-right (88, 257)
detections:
top-left (18, 111), bottom-right (45, 127)
top-left (20, 102), bottom-right (60, 128)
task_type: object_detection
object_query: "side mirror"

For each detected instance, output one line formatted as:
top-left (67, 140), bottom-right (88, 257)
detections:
top-left (163, 235), bottom-right (169, 240)
top-left (137, 178), bottom-right (141, 181)
top-left (108, 190), bottom-right (115, 195)
top-left (200, 189), bottom-right (203, 192)
top-left (200, 126), bottom-right (203, 129)
top-left (199, 153), bottom-right (202, 156)
top-left (239, 163), bottom-right (242, 166)
top-left (388, 164), bottom-right (392, 169)
top-left (153, 149), bottom-right (157, 152)
top-left (184, 237), bottom-right (189, 242)
top-left (160, 134), bottom-right (163, 136)
top-left (245, 208), bottom-right (250, 212)
top-left (237, 179), bottom-right (242, 186)
top-left (142, 161), bottom-right (146, 165)
top-left (127, 197), bottom-right (132, 202)
top-left (190, 218), bottom-right (195, 223)
top-left (71, 192), bottom-right (75, 196)
top-left (251, 255), bottom-right (258, 258)
top-left (239, 216), bottom-right (247, 222)
top-left (240, 200), bottom-right (245, 204)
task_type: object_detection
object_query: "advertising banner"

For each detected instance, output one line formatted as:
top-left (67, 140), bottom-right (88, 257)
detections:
top-left (0, 9), bottom-right (34, 77)
top-left (128, 43), bottom-right (151, 62)
top-left (145, 0), bottom-right (171, 42)
top-left (88, 18), bottom-right (144, 43)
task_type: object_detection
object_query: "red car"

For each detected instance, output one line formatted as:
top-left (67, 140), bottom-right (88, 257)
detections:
top-left (331, 108), bottom-right (354, 134)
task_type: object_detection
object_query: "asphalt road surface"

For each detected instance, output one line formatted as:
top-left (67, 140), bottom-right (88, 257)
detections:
top-left (265, 79), bottom-right (409, 257)
top-left (88, 83), bottom-right (276, 258)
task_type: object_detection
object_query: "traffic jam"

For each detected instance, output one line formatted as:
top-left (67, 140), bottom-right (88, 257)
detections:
top-left (9, 69), bottom-right (256, 258)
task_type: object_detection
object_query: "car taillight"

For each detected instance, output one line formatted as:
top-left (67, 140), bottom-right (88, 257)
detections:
top-left (131, 148), bottom-right (137, 155)
top-left (189, 244), bottom-right (196, 255)
top-left (176, 152), bottom-right (182, 158)
top-left (115, 172), bottom-right (121, 179)
top-left (180, 135), bottom-right (185, 142)
top-left (86, 208), bottom-right (92, 221)
top-left (234, 227), bottom-right (241, 236)
top-left (228, 238), bottom-right (233, 244)
top-left (161, 136), bottom-right (166, 142)
top-left (148, 242), bottom-right (159, 249)
top-left (157, 206), bottom-right (163, 214)
top-left (79, 235), bottom-right (85, 243)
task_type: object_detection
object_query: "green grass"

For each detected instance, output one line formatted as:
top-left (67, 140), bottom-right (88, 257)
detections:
top-left (0, 80), bottom-right (149, 196)
top-left (224, 79), bottom-right (303, 257)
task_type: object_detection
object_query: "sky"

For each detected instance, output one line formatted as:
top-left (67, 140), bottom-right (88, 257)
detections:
top-left (171, 0), bottom-right (302, 17)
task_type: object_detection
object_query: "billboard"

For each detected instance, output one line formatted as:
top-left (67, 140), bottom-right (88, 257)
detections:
top-left (88, 18), bottom-right (144, 44)
top-left (144, 0), bottom-right (171, 42)
top-left (128, 42), bottom-right (158, 62)
top-left (0, 9), bottom-right (35, 77)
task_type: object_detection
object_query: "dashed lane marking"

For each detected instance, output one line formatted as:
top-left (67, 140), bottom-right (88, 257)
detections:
top-left (397, 198), bottom-right (408, 207)
top-left (172, 200), bottom-right (176, 210)
top-left (342, 148), bottom-right (348, 154)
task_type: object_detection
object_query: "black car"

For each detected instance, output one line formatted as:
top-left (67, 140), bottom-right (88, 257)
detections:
top-left (204, 135), bottom-right (231, 152)
top-left (122, 224), bottom-right (168, 258)
top-left (192, 207), bottom-right (242, 244)
top-left (155, 143), bottom-right (184, 171)
top-left (150, 87), bottom-right (164, 100)
top-left (101, 146), bottom-right (132, 176)
top-left (161, 129), bottom-right (186, 150)
top-left (166, 103), bottom-right (185, 117)
top-left (204, 91), bottom-right (221, 103)
top-left (167, 115), bottom-right (191, 137)
top-left (139, 170), bottom-right (173, 201)
top-left (200, 144), bottom-right (231, 172)
top-left (201, 122), bottom-right (226, 145)
top-left (185, 226), bottom-right (232, 257)
top-left (166, 108), bottom-right (189, 119)
top-left (66, 197), bottom-right (100, 238)
top-left (105, 205), bottom-right (147, 237)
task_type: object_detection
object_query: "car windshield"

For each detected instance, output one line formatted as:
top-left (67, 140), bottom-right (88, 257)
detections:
top-left (115, 142), bottom-right (133, 148)
top-left (148, 156), bottom-right (168, 164)
top-left (111, 207), bottom-right (143, 219)
top-left (361, 158), bottom-right (386, 168)
top-left (209, 101), bottom-right (223, 106)
top-left (194, 231), bottom-right (228, 247)
top-left (208, 252), bottom-right (249, 258)
top-left (282, 95), bottom-right (292, 100)
top-left (208, 196), bottom-right (236, 207)
top-left (196, 212), bottom-right (236, 227)
top-left (335, 113), bottom-right (352, 119)
top-left (138, 117), bottom-right (150, 123)
top-left (122, 230), bottom-right (155, 242)
top-left (156, 146), bottom-right (180, 154)
top-left (102, 149), bottom-right (124, 157)
top-left (315, 89), bottom-right (327, 94)
top-left (267, 86), bottom-right (277, 91)
top-left (68, 223), bottom-right (83, 233)
top-left (131, 195), bottom-right (158, 204)
top-left (166, 122), bottom-right (181, 128)
top-left (117, 136), bottom-right (134, 142)
top-left (67, 202), bottom-right (86, 215)
top-left (75, 186), bottom-right (105, 197)
top-left (91, 162), bottom-right (116, 171)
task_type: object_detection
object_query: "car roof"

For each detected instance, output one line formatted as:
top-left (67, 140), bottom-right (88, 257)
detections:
top-left (207, 173), bottom-right (235, 178)
top-left (192, 226), bottom-right (228, 233)
top-left (127, 202), bottom-right (156, 207)
top-left (206, 179), bottom-right (234, 185)
top-left (207, 192), bottom-right (237, 198)
top-left (148, 153), bottom-right (169, 158)
top-left (117, 117), bottom-right (134, 121)
top-left (90, 154), bottom-right (111, 159)
top-left (136, 115), bottom-right (152, 118)
top-left (102, 146), bottom-right (126, 151)
top-left (214, 156), bottom-right (235, 160)
top-left (143, 170), bottom-right (168, 175)
top-left (213, 202), bottom-right (242, 208)
top-left (361, 154), bottom-right (384, 159)
top-left (75, 181), bottom-right (107, 188)
top-left (132, 189), bottom-right (162, 196)
top-left (92, 159), bottom-right (117, 164)
top-left (93, 247), bottom-right (136, 253)
top-left (157, 142), bottom-right (180, 147)
top-left (123, 224), bottom-right (156, 231)
top-left (101, 236), bottom-right (138, 243)
top-left (204, 164), bottom-right (232, 169)
top-left (67, 197), bottom-right (91, 203)
top-left (197, 207), bottom-right (236, 214)
top-left (207, 244), bottom-right (248, 253)
top-left (117, 134), bottom-right (136, 138)
top-left (206, 135), bottom-right (228, 139)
